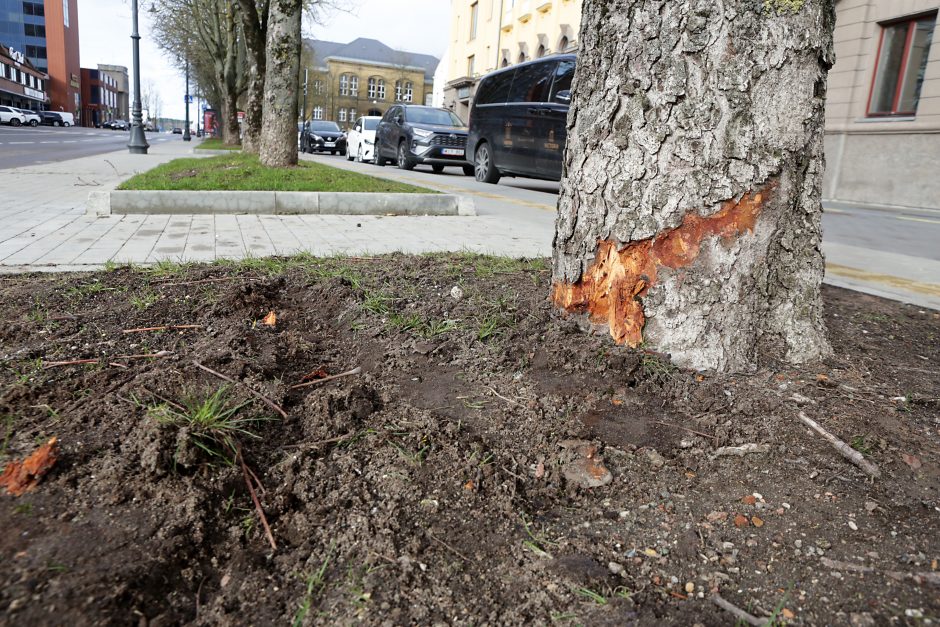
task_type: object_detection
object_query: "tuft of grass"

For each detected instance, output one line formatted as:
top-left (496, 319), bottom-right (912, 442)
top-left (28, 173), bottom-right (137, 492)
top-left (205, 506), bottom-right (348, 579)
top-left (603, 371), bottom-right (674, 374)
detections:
top-left (119, 153), bottom-right (435, 193)
top-left (521, 514), bottom-right (558, 559)
top-left (388, 312), bottom-right (422, 332)
top-left (293, 550), bottom-right (333, 627)
top-left (14, 503), bottom-right (32, 515)
top-left (576, 588), bottom-right (607, 605)
top-left (362, 290), bottom-right (393, 316)
top-left (131, 289), bottom-right (160, 310)
top-left (66, 280), bottom-right (119, 299)
top-left (146, 386), bottom-right (261, 465)
top-left (850, 435), bottom-right (872, 455)
top-left (144, 259), bottom-right (190, 278)
top-left (422, 318), bottom-right (458, 338)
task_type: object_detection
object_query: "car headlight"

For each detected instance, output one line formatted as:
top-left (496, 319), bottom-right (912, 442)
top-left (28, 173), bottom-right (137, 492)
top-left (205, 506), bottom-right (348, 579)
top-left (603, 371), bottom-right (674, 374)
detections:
top-left (340, 133), bottom-right (346, 139)
top-left (312, 134), bottom-right (323, 141)
top-left (412, 128), bottom-right (433, 140)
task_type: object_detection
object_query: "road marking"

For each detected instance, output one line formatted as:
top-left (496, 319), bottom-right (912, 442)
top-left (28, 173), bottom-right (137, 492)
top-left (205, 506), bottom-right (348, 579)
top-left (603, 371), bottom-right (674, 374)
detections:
top-left (896, 216), bottom-right (940, 225)
top-left (827, 263), bottom-right (940, 298)
top-left (7, 141), bottom-right (33, 145)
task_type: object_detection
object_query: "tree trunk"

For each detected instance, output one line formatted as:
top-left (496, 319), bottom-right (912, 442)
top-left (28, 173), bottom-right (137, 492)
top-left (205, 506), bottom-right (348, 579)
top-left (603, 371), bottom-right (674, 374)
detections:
top-left (552, 0), bottom-right (835, 372)
top-left (259, 0), bottom-right (301, 167)
top-left (237, 0), bottom-right (268, 154)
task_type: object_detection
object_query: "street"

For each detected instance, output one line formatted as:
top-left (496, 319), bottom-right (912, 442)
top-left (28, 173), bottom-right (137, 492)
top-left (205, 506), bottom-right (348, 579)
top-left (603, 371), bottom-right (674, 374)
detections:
top-left (301, 153), bottom-right (940, 265)
top-left (0, 126), bottom-right (177, 170)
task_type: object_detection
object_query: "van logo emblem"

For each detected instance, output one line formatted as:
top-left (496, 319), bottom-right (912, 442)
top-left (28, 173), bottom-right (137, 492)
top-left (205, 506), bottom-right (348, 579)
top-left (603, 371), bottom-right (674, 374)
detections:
top-left (449, 134), bottom-right (456, 139)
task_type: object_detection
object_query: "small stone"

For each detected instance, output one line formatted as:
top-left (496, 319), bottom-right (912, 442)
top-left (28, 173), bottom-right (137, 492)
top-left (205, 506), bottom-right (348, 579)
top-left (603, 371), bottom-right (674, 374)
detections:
top-left (751, 516), bottom-right (764, 528)
top-left (645, 449), bottom-right (666, 468)
top-left (864, 501), bottom-right (878, 513)
top-left (685, 582), bottom-right (695, 593)
top-left (608, 561), bottom-right (625, 575)
top-left (450, 285), bottom-right (464, 300)
top-left (561, 457), bottom-right (613, 489)
top-left (848, 520), bottom-right (858, 531)
top-left (734, 514), bottom-right (749, 528)
top-left (794, 540), bottom-right (803, 548)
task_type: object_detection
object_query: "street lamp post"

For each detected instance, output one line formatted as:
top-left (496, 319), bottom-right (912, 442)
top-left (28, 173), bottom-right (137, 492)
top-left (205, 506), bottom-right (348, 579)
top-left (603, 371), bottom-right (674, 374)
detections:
top-left (127, 0), bottom-right (149, 154)
top-left (183, 61), bottom-right (191, 142)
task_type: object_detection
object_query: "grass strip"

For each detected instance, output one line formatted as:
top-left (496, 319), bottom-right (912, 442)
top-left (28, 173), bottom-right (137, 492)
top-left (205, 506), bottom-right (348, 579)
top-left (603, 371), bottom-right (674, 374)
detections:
top-left (195, 138), bottom-right (242, 151)
top-left (118, 153), bottom-right (434, 193)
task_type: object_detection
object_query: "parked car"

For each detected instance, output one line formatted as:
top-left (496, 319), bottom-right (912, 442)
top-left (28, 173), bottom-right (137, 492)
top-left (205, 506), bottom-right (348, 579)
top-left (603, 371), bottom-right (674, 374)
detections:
top-left (300, 120), bottom-right (347, 155)
top-left (108, 119), bottom-right (129, 131)
top-left (373, 105), bottom-right (474, 175)
top-left (0, 105), bottom-right (26, 126)
top-left (345, 116), bottom-right (381, 163)
top-left (468, 54), bottom-right (575, 184)
top-left (56, 111), bottom-right (75, 127)
top-left (40, 111), bottom-right (65, 126)
top-left (172, 127), bottom-right (183, 134)
top-left (12, 108), bottom-right (41, 126)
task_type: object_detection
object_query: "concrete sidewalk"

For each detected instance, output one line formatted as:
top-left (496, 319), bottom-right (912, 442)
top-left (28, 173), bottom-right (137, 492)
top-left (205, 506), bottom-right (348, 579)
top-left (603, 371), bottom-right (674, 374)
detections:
top-left (0, 142), bottom-right (937, 310)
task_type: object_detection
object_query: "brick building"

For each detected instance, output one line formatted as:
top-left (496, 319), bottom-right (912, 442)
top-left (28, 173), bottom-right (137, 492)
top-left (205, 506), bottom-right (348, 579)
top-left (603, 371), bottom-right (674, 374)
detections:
top-left (303, 38), bottom-right (438, 127)
top-left (0, 42), bottom-right (49, 110)
top-left (80, 67), bottom-right (119, 127)
top-left (0, 0), bottom-right (81, 117)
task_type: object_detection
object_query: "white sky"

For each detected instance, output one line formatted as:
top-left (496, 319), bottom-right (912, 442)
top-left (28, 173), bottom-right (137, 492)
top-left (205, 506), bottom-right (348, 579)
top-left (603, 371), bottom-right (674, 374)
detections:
top-left (77, 0), bottom-right (452, 122)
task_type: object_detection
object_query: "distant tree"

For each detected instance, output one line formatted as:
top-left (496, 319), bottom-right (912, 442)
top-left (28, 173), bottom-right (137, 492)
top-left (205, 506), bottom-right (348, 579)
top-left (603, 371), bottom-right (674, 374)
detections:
top-left (552, 0), bottom-right (834, 372)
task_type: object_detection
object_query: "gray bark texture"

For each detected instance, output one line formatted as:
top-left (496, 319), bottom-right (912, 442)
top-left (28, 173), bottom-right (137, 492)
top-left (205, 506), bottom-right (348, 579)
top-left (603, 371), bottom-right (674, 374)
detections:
top-left (552, 0), bottom-right (835, 372)
top-left (259, 0), bottom-right (302, 167)
top-left (237, 0), bottom-right (268, 154)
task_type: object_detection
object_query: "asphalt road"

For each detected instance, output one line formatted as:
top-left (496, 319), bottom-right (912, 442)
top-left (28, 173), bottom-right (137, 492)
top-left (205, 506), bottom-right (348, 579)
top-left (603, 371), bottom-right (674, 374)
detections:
top-left (0, 126), bottom-right (179, 170)
top-left (304, 153), bottom-right (940, 264)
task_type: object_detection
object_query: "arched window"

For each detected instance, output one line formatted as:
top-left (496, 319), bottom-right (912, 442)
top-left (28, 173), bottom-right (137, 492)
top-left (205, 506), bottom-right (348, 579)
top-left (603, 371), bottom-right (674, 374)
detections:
top-left (377, 79), bottom-right (386, 100)
top-left (404, 82), bottom-right (413, 103)
top-left (537, 43), bottom-right (546, 58)
top-left (518, 51), bottom-right (527, 64)
top-left (339, 74), bottom-right (349, 96)
top-left (501, 56), bottom-right (510, 68)
top-left (559, 35), bottom-right (569, 51)
top-left (350, 75), bottom-right (359, 96)
top-left (312, 106), bottom-right (323, 120)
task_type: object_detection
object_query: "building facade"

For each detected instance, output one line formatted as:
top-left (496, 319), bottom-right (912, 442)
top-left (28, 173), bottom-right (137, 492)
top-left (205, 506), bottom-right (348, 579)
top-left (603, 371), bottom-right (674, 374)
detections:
top-left (826, 1), bottom-right (939, 209)
top-left (303, 38), bottom-right (438, 128)
top-left (443, 0), bottom-right (582, 119)
top-left (0, 42), bottom-right (49, 110)
top-left (0, 0), bottom-right (81, 116)
top-left (80, 67), bottom-right (118, 127)
top-left (98, 64), bottom-right (129, 121)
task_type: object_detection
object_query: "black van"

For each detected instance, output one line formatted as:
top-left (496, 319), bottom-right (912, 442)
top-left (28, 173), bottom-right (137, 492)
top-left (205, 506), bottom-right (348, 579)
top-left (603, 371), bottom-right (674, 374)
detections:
top-left (468, 54), bottom-right (575, 184)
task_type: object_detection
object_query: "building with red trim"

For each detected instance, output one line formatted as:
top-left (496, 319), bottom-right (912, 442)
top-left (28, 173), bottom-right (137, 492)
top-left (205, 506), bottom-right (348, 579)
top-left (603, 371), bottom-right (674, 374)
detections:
top-left (0, 43), bottom-right (50, 110)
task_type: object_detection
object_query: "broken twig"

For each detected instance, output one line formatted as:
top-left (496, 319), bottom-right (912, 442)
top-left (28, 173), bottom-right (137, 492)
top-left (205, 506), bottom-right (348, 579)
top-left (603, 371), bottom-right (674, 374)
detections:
top-left (654, 420), bottom-right (718, 441)
top-left (798, 412), bottom-right (880, 478)
top-left (192, 360), bottom-right (287, 419)
top-left (289, 366), bottom-right (362, 391)
top-left (820, 557), bottom-right (940, 588)
top-left (237, 445), bottom-right (276, 551)
top-left (713, 443), bottom-right (771, 458)
top-left (710, 594), bottom-right (766, 626)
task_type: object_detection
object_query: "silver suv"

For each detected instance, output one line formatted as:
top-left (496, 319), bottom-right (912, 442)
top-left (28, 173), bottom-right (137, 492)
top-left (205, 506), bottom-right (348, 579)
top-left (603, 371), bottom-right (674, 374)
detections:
top-left (12, 108), bottom-right (41, 127)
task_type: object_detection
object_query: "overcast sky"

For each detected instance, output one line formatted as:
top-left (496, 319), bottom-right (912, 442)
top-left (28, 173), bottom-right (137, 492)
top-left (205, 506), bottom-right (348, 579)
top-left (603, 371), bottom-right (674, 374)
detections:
top-left (77, 0), bottom-right (452, 122)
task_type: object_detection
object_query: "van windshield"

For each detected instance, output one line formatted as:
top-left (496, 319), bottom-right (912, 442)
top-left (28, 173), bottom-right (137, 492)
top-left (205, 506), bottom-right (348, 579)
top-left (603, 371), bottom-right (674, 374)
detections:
top-left (406, 108), bottom-right (464, 127)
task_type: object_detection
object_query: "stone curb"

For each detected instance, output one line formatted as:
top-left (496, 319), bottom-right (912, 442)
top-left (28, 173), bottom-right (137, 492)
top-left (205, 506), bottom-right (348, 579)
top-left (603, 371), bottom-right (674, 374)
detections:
top-left (86, 190), bottom-right (476, 217)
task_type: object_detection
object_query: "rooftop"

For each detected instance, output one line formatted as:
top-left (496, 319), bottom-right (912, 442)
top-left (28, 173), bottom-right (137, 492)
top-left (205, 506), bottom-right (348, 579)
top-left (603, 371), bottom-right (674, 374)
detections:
top-left (304, 37), bottom-right (440, 80)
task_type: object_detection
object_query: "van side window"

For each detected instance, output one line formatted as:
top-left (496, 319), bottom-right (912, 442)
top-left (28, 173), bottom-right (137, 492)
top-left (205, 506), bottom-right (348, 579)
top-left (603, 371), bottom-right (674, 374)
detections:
top-left (550, 60), bottom-right (576, 102)
top-left (508, 61), bottom-right (557, 104)
top-left (476, 70), bottom-right (515, 105)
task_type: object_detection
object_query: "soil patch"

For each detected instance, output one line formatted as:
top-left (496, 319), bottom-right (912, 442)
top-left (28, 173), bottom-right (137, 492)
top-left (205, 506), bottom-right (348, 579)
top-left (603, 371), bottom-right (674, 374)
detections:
top-left (1, 254), bottom-right (938, 625)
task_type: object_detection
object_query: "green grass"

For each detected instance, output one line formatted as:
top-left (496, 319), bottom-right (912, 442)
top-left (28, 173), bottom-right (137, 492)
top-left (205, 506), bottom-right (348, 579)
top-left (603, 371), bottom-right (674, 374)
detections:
top-left (196, 137), bottom-right (242, 151)
top-left (118, 153), bottom-right (434, 193)
top-left (293, 550), bottom-right (333, 627)
top-left (145, 386), bottom-right (261, 465)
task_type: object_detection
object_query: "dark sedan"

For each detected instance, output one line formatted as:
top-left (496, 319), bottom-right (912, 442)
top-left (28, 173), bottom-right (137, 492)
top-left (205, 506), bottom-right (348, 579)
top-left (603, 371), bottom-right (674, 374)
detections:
top-left (300, 120), bottom-right (347, 155)
top-left (39, 111), bottom-right (65, 127)
top-left (373, 105), bottom-right (473, 175)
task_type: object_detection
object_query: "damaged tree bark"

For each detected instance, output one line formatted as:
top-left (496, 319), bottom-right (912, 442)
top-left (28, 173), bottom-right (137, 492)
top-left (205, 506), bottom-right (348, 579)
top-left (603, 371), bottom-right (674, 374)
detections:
top-left (552, 0), bottom-right (835, 372)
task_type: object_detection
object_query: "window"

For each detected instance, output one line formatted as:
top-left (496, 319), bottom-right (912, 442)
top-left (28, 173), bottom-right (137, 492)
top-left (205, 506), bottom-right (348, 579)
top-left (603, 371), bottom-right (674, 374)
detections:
top-left (368, 77), bottom-right (377, 99)
top-left (349, 108), bottom-right (356, 121)
top-left (312, 106), bottom-right (323, 120)
top-left (350, 75), bottom-right (359, 96)
top-left (475, 68), bottom-right (514, 105)
top-left (377, 79), bottom-right (386, 100)
top-left (424, 93), bottom-right (433, 106)
top-left (313, 79), bottom-right (323, 96)
top-left (404, 82), bottom-right (413, 103)
top-left (508, 60), bottom-right (556, 103)
top-left (537, 43), bottom-right (546, 58)
top-left (467, 55), bottom-right (475, 76)
top-left (395, 80), bottom-right (403, 101)
top-left (550, 59), bottom-right (575, 101)
top-left (63, 0), bottom-right (69, 27)
top-left (340, 74), bottom-right (348, 95)
top-left (559, 35), bottom-right (569, 51)
top-left (868, 14), bottom-right (936, 116)
top-left (469, 2), bottom-right (478, 40)
top-left (338, 108), bottom-right (347, 122)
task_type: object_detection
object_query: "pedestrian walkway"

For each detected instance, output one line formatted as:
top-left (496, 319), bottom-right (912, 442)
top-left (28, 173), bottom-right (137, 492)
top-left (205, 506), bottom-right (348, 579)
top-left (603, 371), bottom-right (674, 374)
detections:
top-left (0, 141), bottom-right (937, 311)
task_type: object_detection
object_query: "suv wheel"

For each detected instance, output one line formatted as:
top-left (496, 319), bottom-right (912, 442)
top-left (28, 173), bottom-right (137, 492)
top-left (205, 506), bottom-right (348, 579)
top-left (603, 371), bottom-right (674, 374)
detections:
top-left (11, 118), bottom-right (21, 127)
top-left (474, 142), bottom-right (500, 184)
top-left (373, 147), bottom-right (387, 167)
top-left (397, 142), bottom-right (415, 171)
top-left (29, 120), bottom-right (38, 127)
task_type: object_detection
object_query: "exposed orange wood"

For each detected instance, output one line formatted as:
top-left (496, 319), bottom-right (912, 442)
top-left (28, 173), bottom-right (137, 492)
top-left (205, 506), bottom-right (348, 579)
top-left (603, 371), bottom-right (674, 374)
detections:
top-left (552, 182), bottom-right (775, 347)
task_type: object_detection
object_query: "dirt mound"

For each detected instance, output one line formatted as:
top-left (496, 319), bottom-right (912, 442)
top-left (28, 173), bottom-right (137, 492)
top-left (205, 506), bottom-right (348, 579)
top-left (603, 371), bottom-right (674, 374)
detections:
top-left (0, 254), bottom-right (937, 625)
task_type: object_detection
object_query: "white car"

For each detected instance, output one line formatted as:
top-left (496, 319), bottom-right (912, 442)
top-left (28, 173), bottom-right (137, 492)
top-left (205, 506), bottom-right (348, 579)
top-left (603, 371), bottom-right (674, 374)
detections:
top-left (12, 108), bottom-right (41, 126)
top-left (346, 115), bottom-right (381, 163)
top-left (56, 111), bottom-right (75, 127)
top-left (0, 105), bottom-right (26, 126)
